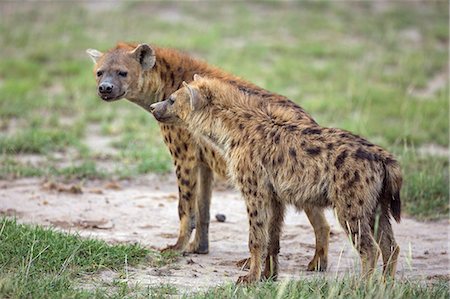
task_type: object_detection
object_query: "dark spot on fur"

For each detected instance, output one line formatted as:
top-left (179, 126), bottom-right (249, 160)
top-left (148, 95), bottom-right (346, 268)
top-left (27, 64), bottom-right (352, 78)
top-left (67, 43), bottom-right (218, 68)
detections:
top-left (178, 205), bottom-right (185, 218)
top-left (285, 125), bottom-right (297, 131)
top-left (359, 199), bottom-right (364, 205)
top-left (327, 143), bottom-right (334, 150)
top-left (181, 179), bottom-right (190, 186)
top-left (365, 177), bottom-right (370, 184)
top-left (347, 171), bottom-right (360, 188)
top-left (305, 147), bottom-right (321, 156)
top-left (302, 127), bottom-right (322, 135)
top-left (239, 123), bottom-right (244, 130)
top-left (343, 171), bottom-right (350, 180)
top-left (277, 154), bottom-right (284, 164)
top-left (274, 133), bottom-right (281, 144)
top-left (334, 150), bottom-right (348, 170)
top-left (170, 72), bottom-right (175, 86)
top-left (347, 203), bottom-right (352, 208)
top-left (353, 171), bottom-right (360, 182)
top-left (256, 221), bottom-right (263, 227)
top-left (289, 148), bottom-right (297, 158)
top-left (354, 147), bottom-right (381, 162)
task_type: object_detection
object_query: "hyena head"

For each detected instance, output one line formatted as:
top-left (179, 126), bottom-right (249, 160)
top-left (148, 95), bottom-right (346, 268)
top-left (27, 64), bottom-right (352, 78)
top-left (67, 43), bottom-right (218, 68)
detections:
top-left (150, 74), bottom-right (211, 125)
top-left (86, 43), bottom-right (156, 101)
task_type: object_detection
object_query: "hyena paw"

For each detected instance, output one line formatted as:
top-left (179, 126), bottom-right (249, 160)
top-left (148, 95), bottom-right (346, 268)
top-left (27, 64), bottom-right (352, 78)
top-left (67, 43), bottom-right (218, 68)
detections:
top-left (236, 257), bottom-right (251, 270)
top-left (236, 273), bottom-right (259, 284)
top-left (186, 241), bottom-right (209, 254)
top-left (160, 243), bottom-right (184, 253)
top-left (307, 256), bottom-right (327, 272)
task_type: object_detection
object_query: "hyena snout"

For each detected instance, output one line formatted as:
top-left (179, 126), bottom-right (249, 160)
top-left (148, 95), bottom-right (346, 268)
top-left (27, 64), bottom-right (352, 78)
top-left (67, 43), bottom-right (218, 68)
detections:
top-left (149, 102), bottom-right (167, 121)
top-left (98, 82), bottom-right (114, 95)
top-left (149, 103), bottom-right (157, 114)
top-left (150, 101), bottom-right (178, 124)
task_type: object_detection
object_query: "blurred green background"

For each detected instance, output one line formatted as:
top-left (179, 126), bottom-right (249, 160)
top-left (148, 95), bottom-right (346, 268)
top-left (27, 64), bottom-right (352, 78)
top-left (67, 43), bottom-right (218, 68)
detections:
top-left (0, 1), bottom-right (448, 219)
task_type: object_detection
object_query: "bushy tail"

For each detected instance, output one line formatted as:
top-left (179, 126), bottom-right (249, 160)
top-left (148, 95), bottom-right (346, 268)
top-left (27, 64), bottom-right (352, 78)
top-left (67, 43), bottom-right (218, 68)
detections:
top-left (382, 158), bottom-right (402, 223)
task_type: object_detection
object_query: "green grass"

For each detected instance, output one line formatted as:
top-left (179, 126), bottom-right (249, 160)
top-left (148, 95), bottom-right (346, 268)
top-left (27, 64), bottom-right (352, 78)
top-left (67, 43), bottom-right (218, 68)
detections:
top-left (0, 218), bottom-right (178, 298)
top-left (400, 149), bottom-right (449, 220)
top-left (194, 278), bottom-right (450, 299)
top-left (0, 3), bottom-right (448, 214)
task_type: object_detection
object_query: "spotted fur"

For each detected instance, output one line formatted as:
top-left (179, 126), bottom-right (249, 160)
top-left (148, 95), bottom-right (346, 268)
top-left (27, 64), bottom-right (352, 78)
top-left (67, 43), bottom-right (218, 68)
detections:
top-left (87, 43), bottom-right (330, 271)
top-left (151, 77), bottom-right (402, 283)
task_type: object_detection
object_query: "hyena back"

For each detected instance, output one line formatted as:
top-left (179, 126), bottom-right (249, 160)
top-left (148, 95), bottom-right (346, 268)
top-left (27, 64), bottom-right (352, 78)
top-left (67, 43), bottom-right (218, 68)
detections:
top-left (87, 43), bottom-right (330, 271)
top-left (150, 76), bottom-right (402, 283)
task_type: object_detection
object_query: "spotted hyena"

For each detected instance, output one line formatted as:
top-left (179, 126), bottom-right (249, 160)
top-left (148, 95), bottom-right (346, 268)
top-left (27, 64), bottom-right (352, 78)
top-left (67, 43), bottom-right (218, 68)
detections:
top-left (86, 43), bottom-right (329, 271)
top-left (150, 75), bottom-right (402, 283)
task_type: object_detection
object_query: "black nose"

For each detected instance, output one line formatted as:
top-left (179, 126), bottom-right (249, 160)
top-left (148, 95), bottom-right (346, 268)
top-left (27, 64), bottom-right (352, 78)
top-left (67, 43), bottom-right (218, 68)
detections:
top-left (99, 82), bottom-right (114, 94)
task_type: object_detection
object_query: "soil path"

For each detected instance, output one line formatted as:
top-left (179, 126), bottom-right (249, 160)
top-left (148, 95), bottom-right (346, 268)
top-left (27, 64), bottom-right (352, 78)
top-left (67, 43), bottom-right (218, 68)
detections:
top-left (0, 175), bottom-right (448, 291)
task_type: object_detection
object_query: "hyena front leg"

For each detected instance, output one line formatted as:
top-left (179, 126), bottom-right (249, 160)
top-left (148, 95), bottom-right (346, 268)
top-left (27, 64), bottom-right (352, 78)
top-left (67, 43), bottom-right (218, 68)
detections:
top-left (237, 184), bottom-right (271, 284)
top-left (161, 161), bottom-right (199, 252)
top-left (263, 197), bottom-right (285, 280)
top-left (160, 125), bottom-right (198, 252)
top-left (305, 206), bottom-right (330, 271)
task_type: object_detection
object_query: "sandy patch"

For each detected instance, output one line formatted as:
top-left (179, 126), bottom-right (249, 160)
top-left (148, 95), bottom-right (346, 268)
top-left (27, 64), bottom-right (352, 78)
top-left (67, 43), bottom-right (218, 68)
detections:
top-left (0, 174), bottom-right (448, 291)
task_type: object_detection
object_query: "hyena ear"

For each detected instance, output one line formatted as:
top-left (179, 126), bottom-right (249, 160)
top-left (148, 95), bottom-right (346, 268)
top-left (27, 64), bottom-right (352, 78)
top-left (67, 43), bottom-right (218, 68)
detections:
top-left (130, 43), bottom-right (156, 70)
top-left (183, 81), bottom-right (205, 111)
top-left (193, 74), bottom-right (203, 81)
top-left (86, 49), bottom-right (103, 64)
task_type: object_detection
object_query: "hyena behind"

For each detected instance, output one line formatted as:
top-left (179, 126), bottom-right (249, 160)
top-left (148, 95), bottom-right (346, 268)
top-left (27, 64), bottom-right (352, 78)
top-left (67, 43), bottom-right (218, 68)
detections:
top-left (87, 43), bottom-right (330, 272)
top-left (150, 76), bottom-right (402, 283)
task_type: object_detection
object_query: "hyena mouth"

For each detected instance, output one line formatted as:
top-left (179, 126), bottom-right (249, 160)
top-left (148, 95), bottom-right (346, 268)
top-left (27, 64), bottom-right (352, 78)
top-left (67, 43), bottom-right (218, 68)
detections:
top-left (101, 91), bottom-right (126, 102)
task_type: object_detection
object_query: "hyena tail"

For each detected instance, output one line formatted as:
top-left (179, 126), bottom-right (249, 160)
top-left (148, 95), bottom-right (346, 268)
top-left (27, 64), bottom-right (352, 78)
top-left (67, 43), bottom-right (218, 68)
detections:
top-left (382, 159), bottom-right (402, 223)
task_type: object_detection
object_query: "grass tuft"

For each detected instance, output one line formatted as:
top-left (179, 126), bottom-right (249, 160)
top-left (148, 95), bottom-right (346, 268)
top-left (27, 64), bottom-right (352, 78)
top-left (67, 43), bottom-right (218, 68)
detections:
top-left (0, 218), bottom-right (175, 298)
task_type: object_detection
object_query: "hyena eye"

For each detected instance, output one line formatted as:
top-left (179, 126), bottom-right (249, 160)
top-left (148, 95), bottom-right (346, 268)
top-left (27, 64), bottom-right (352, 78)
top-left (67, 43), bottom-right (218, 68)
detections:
top-left (96, 70), bottom-right (103, 77)
top-left (118, 71), bottom-right (128, 77)
top-left (168, 96), bottom-right (175, 105)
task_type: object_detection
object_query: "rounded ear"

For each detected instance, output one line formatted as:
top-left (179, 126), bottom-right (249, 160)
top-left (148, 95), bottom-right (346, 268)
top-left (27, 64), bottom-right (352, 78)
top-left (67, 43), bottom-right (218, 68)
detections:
top-left (86, 49), bottom-right (103, 63)
top-left (193, 74), bottom-right (203, 81)
top-left (184, 83), bottom-right (204, 111)
top-left (129, 44), bottom-right (156, 70)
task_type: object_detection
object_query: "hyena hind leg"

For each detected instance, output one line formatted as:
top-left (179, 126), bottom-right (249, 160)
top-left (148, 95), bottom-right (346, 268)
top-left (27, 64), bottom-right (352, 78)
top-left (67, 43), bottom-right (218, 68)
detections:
top-left (305, 206), bottom-right (330, 272)
top-left (187, 164), bottom-right (213, 254)
top-left (336, 208), bottom-right (378, 278)
top-left (373, 213), bottom-right (399, 278)
top-left (263, 197), bottom-right (285, 280)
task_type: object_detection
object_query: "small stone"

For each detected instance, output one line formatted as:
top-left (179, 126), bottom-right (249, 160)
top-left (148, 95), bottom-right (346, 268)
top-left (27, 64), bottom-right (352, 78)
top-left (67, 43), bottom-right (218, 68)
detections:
top-left (215, 214), bottom-right (226, 222)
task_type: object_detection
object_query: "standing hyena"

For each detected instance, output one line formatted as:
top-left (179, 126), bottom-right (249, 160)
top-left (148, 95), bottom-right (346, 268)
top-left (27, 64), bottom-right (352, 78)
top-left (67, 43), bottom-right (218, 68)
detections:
top-left (86, 42), bottom-right (329, 271)
top-left (150, 76), bottom-right (402, 283)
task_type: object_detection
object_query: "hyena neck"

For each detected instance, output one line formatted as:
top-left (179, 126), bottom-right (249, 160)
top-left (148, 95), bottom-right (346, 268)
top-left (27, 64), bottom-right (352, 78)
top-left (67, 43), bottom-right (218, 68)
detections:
top-left (187, 95), bottom-right (249, 156)
top-left (186, 111), bottom-right (229, 155)
top-left (130, 47), bottom-right (253, 111)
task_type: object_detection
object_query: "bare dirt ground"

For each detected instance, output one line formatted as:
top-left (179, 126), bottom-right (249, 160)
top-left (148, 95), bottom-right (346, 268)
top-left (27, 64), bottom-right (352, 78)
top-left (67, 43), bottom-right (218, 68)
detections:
top-left (0, 175), bottom-right (448, 291)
